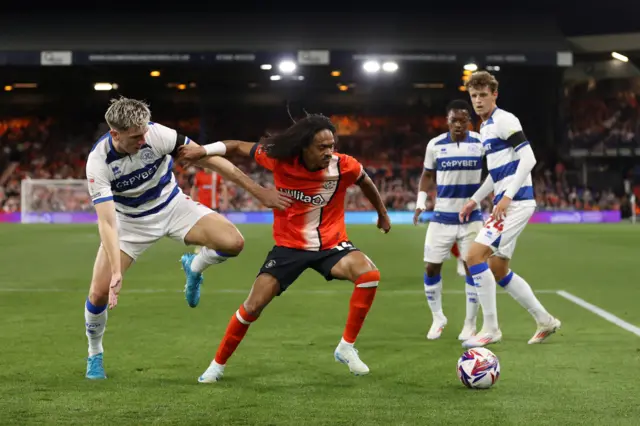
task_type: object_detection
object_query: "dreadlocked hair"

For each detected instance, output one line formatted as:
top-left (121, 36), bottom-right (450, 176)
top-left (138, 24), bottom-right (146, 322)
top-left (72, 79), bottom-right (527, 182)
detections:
top-left (259, 113), bottom-right (336, 160)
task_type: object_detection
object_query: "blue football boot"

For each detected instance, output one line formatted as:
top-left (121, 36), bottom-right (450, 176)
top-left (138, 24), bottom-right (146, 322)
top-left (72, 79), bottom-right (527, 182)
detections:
top-left (181, 253), bottom-right (203, 308)
top-left (86, 353), bottom-right (106, 379)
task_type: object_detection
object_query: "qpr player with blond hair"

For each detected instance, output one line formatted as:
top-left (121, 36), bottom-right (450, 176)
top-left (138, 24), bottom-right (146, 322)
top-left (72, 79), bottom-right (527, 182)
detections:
top-left (83, 97), bottom-right (291, 380)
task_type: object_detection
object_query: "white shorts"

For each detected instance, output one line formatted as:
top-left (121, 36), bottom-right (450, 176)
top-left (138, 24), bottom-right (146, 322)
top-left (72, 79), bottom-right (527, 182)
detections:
top-left (475, 203), bottom-right (535, 259)
top-left (116, 192), bottom-right (213, 260)
top-left (424, 221), bottom-right (483, 264)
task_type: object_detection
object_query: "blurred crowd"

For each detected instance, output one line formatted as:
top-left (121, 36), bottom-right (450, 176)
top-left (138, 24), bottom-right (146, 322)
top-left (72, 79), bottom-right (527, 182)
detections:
top-left (0, 109), bottom-right (637, 216)
top-left (564, 78), bottom-right (640, 151)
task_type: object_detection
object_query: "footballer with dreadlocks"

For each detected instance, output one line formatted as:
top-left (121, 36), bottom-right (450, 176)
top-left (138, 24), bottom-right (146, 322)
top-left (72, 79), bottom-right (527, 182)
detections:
top-left (178, 113), bottom-right (391, 382)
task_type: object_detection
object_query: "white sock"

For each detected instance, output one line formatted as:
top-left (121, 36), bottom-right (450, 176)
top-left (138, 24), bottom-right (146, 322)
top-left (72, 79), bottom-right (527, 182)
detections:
top-left (211, 360), bottom-right (225, 370)
top-left (499, 271), bottom-right (552, 325)
top-left (469, 263), bottom-right (499, 332)
top-left (191, 247), bottom-right (234, 273)
top-left (85, 298), bottom-right (108, 357)
top-left (424, 274), bottom-right (444, 317)
top-left (464, 276), bottom-right (479, 325)
top-left (339, 337), bottom-right (354, 348)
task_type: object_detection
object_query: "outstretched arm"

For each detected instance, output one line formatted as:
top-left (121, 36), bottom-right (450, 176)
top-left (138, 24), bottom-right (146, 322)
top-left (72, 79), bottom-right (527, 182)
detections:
top-left (178, 140), bottom-right (256, 161)
top-left (194, 152), bottom-right (291, 211)
top-left (220, 140), bottom-right (257, 157)
top-left (357, 173), bottom-right (391, 233)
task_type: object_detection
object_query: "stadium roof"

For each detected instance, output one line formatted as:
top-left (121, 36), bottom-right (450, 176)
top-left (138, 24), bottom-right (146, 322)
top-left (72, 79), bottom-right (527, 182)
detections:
top-left (0, 13), bottom-right (571, 53)
top-left (2, 4), bottom-right (638, 61)
top-left (569, 33), bottom-right (640, 54)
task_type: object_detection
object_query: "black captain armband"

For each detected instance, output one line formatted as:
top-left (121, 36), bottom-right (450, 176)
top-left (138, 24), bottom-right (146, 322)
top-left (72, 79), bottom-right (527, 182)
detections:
top-left (506, 131), bottom-right (527, 148)
top-left (249, 143), bottom-right (258, 158)
top-left (355, 171), bottom-right (367, 185)
top-left (170, 133), bottom-right (188, 157)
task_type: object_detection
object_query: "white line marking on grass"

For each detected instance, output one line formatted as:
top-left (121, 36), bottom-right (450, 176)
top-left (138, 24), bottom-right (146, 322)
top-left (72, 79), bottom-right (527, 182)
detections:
top-left (0, 288), bottom-right (559, 295)
top-left (557, 290), bottom-right (640, 337)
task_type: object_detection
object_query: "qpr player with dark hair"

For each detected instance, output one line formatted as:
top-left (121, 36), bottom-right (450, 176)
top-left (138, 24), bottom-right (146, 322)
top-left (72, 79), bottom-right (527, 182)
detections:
top-left (413, 99), bottom-right (484, 342)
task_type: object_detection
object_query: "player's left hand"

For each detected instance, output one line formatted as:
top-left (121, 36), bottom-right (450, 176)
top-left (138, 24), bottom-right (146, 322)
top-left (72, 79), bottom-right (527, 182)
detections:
top-left (459, 200), bottom-right (478, 223)
top-left (178, 144), bottom-right (206, 164)
top-left (108, 273), bottom-right (123, 310)
top-left (493, 196), bottom-right (512, 221)
top-left (377, 212), bottom-right (391, 233)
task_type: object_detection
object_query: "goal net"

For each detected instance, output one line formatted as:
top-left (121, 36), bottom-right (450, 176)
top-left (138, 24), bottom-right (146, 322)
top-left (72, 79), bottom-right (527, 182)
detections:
top-left (20, 179), bottom-right (97, 224)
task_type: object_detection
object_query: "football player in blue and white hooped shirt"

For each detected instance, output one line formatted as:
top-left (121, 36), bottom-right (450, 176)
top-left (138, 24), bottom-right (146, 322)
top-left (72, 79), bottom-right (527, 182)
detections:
top-left (414, 100), bottom-right (482, 342)
top-left (458, 72), bottom-right (561, 349)
top-left (83, 97), bottom-right (292, 380)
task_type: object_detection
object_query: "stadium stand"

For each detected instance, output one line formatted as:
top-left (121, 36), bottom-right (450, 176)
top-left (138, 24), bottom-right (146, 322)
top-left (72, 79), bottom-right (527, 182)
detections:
top-left (1, 108), bottom-right (636, 216)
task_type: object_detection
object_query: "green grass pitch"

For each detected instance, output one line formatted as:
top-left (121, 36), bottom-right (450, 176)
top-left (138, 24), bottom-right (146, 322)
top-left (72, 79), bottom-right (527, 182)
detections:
top-left (1, 223), bottom-right (640, 425)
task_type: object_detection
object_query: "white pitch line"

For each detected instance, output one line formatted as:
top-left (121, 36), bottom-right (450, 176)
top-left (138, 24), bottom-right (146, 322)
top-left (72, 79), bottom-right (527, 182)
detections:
top-left (557, 290), bottom-right (640, 337)
top-left (0, 288), bottom-right (559, 295)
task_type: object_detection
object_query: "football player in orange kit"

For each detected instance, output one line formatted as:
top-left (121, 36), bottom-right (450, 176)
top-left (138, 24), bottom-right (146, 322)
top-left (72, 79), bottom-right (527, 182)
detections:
top-left (190, 169), bottom-right (229, 253)
top-left (191, 168), bottom-right (228, 212)
top-left (179, 113), bottom-right (391, 382)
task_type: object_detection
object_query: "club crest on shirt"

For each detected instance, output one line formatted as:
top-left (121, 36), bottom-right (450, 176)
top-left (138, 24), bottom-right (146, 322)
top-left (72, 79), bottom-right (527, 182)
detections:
top-left (468, 144), bottom-right (482, 155)
top-left (140, 148), bottom-right (155, 165)
top-left (323, 180), bottom-right (337, 190)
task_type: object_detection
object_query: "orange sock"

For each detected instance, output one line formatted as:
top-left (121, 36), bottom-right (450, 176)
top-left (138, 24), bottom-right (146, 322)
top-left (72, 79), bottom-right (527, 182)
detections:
top-left (451, 243), bottom-right (460, 258)
top-left (214, 305), bottom-right (257, 365)
top-left (343, 270), bottom-right (380, 344)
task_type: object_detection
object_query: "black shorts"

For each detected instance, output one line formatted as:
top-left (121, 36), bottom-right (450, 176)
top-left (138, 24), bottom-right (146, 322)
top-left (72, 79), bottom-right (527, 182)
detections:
top-left (258, 242), bottom-right (359, 294)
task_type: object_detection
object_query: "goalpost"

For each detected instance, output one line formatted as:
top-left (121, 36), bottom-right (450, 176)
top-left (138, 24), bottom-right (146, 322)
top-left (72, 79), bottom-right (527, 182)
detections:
top-left (20, 179), bottom-right (97, 224)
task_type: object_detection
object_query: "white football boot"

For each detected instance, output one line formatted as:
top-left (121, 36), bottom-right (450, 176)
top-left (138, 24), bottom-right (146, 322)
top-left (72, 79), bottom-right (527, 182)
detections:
top-left (198, 361), bottom-right (225, 383)
top-left (528, 317), bottom-right (561, 344)
top-left (334, 341), bottom-right (370, 376)
top-left (426, 314), bottom-right (448, 340)
top-left (457, 321), bottom-right (477, 341)
top-left (462, 329), bottom-right (503, 348)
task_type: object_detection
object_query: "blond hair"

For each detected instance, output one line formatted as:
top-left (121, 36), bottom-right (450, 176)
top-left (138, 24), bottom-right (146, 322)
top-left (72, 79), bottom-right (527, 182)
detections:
top-left (104, 96), bottom-right (151, 131)
top-left (465, 71), bottom-right (499, 93)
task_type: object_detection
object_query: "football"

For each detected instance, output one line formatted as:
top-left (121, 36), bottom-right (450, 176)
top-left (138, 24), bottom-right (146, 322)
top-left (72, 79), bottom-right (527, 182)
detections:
top-left (457, 347), bottom-right (500, 389)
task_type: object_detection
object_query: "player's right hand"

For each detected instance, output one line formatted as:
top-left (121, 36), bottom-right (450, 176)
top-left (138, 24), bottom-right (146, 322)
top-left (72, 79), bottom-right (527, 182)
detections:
top-left (413, 208), bottom-right (425, 225)
top-left (257, 188), bottom-right (294, 211)
top-left (459, 200), bottom-right (478, 223)
top-left (178, 144), bottom-right (206, 163)
top-left (377, 212), bottom-right (391, 233)
top-left (108, 273), bottom-right (123, 310)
